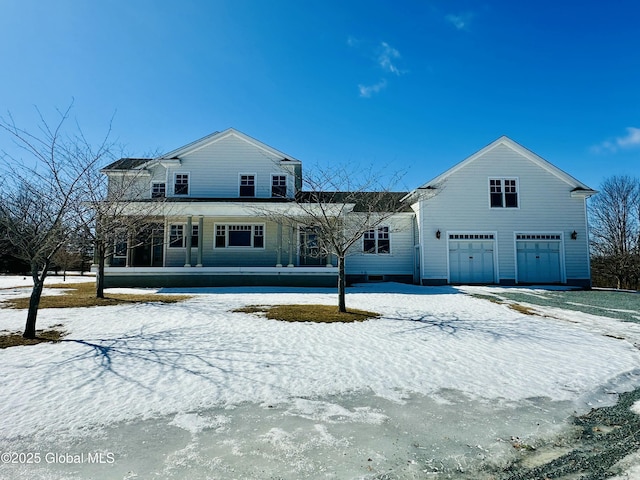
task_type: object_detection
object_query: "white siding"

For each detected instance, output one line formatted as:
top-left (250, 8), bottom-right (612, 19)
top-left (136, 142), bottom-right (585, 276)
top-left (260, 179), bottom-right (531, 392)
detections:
top-left (345, 213), bottom-right (415, 276)
top-left (163, 134), bottom-right (298, 199)
top-left (417, 144), bottom-right (591, 283)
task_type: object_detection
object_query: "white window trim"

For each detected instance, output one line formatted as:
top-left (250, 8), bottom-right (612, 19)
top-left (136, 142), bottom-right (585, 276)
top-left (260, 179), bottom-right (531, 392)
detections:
top-left (271, 173), bottom-right (288, 198)
top-left (488, 177), bottom-right (519, 209)
top-left (239, 173), bottom-right (257, 198)
top-left (113, 229), bottom-right (128, 258)
top-left (214, 222), bottom-right (265, 249)
top-left (363, 225), bottom-right (391, 255)
top-left (173, 172), bottom-right (190, 196)
top-left (151, 181), bottom-right (166, 198)
top-left (168, 223), bottom-right (186, 248)
top-left (168, 223), bottom-right (199, 248)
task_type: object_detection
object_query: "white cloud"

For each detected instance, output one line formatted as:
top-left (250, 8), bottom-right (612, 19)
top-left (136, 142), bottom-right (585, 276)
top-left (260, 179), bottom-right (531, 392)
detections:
top-left (446, 12), bottom-right (473, 30)
top-left (348, 38), bottom-right (405, 98)
top-left (617, 127), bottom-right (640, 148)
top-left (358, 79), bottom-right (387, 98)
top-left (346, 36), bottom-right (360, 48)
top-left (592, 127), bottom-right (640, 153)
top-left (378, 42), bottom-right (401, 75)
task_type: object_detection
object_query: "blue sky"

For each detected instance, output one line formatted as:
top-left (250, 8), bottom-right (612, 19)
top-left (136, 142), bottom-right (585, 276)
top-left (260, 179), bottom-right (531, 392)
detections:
top-left (1, 0), bottom-right (638, 191)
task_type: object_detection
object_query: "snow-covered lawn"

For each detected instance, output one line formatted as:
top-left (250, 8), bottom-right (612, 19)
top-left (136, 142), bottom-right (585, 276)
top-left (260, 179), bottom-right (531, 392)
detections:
top-left (1, 280), bottom-right (639, 479)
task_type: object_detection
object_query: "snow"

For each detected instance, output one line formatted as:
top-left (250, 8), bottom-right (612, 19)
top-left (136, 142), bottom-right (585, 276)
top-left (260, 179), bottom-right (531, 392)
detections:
top-left (0, 273), bottom-right (95, 289)
top-left (1, 279), bottom-right (640, 478)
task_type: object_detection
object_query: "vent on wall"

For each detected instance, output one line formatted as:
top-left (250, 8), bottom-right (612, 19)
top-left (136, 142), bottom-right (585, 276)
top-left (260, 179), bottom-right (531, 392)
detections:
top-left (367, 275), bottom-right (384, 282)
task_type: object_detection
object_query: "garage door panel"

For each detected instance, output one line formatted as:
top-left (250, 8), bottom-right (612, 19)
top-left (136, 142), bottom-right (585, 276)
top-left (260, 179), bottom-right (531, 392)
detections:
top-left (516, 240), bottom-right (561, 284)
top-left (449, 239), bottom-right (495, 284)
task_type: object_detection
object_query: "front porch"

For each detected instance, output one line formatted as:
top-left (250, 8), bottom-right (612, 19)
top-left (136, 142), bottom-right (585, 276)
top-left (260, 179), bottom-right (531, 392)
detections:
top-left (103, 266), bottom-right (339, 288)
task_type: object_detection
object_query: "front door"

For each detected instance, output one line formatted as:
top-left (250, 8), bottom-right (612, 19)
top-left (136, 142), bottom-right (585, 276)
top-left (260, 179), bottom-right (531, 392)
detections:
top-left (299, 227), bottom-right (326, 266)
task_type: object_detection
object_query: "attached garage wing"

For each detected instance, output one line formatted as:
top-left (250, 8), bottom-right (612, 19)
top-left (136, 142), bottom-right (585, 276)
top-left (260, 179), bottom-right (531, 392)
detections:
top-left (448, 233), bottom-right (496, 284)
top-left (516, 234), bottom-right (563, 284)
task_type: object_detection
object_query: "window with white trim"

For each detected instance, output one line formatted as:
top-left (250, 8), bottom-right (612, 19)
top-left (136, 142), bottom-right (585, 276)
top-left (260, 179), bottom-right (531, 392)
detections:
top-left (215, 224), bottom-right (264, 248)
top-left (239, 175), bottom-right (255, 197)
top-left (113, 230), bottom-right (128, 257)
top-left (174, 174), bottom-right (189, 196)
top-left (271, 175), bottom-right (287, 197)
top-left (151, 182), bottom-right (166, 198)
top-left (169, 223), bottom-right (199, 248)
top-left (169, 224), bottom-right (185, 248)
top-left (489, 178), bottom-right (518, 208)
top-left (364, 226), bottom-right (390, 254)
top-left (191, 224), bottom-right (199, 248)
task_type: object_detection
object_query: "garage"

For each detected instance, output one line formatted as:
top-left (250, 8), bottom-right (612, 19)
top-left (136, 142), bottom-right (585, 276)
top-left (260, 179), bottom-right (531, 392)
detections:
top-left (448, 234), bottom-right (496, 284)
top-left (516, 234), bottom-right (563, 284)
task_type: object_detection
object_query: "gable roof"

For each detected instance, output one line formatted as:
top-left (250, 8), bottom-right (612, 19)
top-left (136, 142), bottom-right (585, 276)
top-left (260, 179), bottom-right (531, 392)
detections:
top-left (403, 136), bottom-right (597, 201)
top-left (101, 128), bottom-right (301, 173)
top-left (157, 127), bottom-right (302, 164)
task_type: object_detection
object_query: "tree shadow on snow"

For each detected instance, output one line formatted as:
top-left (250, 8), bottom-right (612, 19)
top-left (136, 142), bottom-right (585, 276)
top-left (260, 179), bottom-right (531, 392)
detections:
top-left (52, 326), bottom-right (298, 397)
top-left (387, 313), bottom-right (560, 344)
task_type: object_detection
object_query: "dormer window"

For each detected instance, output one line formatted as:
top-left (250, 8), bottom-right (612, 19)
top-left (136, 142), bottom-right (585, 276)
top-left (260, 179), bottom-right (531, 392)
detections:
top-left (272, 175), bottom-right (287, 197)
top-left (240, 174), bottom-right (255, 197)
top-left (174, 173), bottom-right (189, 196)
top-left (489, 178), bottom-right (518, 208)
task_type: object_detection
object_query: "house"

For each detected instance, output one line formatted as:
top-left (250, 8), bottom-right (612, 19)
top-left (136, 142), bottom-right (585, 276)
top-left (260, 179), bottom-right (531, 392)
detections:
top-left (405, 136), bottom-right (596, 287)
top-left (99, 130), bottom-right (595, 288)
top-left (99, 128), bottom-right (415, 287)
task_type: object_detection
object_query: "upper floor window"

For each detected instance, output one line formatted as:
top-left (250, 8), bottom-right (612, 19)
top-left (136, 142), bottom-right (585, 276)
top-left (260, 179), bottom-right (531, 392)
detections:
top-left (151, 182), bottom-right (166, 198)
top-left (364, 226), bottom-right (390, 254)
top-left (489, 178), bottom-right (518, 208)
top-left (272, 175), bottom-right (287, 198)
top-left (174, 174), bottom-right (189, 196)
top-left (240, 175), bottom-right (255, 197)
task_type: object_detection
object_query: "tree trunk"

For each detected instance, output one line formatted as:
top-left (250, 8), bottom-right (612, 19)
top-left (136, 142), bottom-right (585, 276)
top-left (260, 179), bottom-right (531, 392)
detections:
top-left (96, 241), bottom-right (105, 299)
top-left (338, 255), bottom-right (346, 313)
top-left (24, 265), bottom-right (48, 339)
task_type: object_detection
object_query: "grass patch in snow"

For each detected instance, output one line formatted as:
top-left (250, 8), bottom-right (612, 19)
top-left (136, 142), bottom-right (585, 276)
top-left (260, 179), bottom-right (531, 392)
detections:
top-left (1, 282), bottom-right (192, 310)
top-left (234, 304), bottom-right (379, 323)
top-left (508, 303), bottom-right (538, 315)
top-left (0, 326), bottom-right (66, 349)
top-left (470, 293), bottom-right (538, 315)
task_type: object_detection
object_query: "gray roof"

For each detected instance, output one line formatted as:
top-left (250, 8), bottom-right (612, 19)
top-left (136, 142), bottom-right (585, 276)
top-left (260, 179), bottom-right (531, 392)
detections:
top-left (101, 158), bottom-right (151, 171)
top-left (296, 191), bottom-right (412, 212)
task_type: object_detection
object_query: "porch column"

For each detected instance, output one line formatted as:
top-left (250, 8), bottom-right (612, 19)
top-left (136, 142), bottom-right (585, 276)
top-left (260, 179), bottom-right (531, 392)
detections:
top-left (287, 224), bottom-right (295, 267)
top-left (126, 232), bottom-right (133, 267)
top-left (276, 222), bottom-right (283, 267)
top-left (184, 216), bottom-right (192, 267)
top-left (196, 216), bottom-right (203, 267)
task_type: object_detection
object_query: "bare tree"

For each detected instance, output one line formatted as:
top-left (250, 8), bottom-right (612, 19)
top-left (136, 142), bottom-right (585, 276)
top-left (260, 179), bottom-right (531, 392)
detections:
top-left (0, 104), bottom-right (112, 338)
top-left (589, 175), bottom-right (640, 289)
top-left (259, 165), bottom-right (408, 312)
top-left (74, 155), bottom-right (168, 298)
